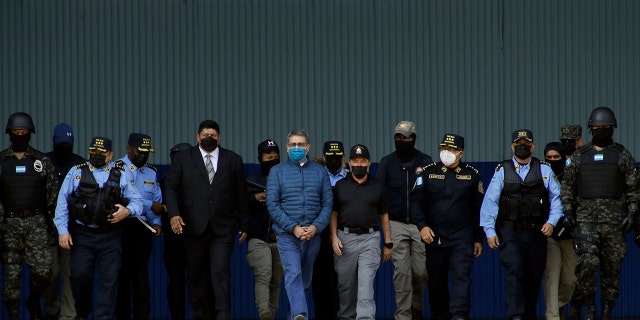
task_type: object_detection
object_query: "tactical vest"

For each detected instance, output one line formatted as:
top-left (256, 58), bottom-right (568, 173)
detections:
top-left (498, 158), bottom-right (550, 225)
top-left (68, 164), bottom-right (124, 227)
top-left (0, 152), bottom-right (47, 212)
top-left (577, 145), bottom-right (624, 199)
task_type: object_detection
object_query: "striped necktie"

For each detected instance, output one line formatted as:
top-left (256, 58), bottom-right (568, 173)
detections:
top-left (205, 155), bottom-right (215, 183)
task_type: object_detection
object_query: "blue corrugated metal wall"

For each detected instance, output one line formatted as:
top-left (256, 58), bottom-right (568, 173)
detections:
top-left (2, 0), bottom-right (640, 318)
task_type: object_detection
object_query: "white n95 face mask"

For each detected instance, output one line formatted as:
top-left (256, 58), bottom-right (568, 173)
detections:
top-left (439, 150), bottom-right (459, 167)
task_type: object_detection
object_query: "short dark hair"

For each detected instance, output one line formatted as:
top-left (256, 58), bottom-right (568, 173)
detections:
top-left (287, 129), bottom-right (309, 142)
top-left (198, 120), bottom-right (220, 134)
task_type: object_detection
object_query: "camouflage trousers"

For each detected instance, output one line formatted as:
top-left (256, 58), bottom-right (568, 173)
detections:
top-left (572, 222), bottom-right (626, 302)
top-left (1, 215), bottom-right (52, 300)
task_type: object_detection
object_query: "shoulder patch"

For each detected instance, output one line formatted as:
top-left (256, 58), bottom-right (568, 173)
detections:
top-left (145, 163), bottom-right (157, 172)
top-left (494, 163), bottom-right (503, 172)
top-left (465, 163), bottom-right (479, 174)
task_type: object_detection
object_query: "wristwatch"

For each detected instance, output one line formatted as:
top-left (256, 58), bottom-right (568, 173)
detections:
top-left (384, 242), bottom-right (394, 249)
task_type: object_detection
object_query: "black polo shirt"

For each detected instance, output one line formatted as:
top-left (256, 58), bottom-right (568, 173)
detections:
top-left (333, 175), bottom-right (388, 228)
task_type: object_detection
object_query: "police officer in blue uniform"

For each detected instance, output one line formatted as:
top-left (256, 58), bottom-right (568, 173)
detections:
top-left (480, 129), bottom-right (563, 320)
top-left (53, 136), bottom-right (143, 320)
top-left (115, 133), bottom-right (162, 320)
top-left (410, 134), bottom-right (485, 320)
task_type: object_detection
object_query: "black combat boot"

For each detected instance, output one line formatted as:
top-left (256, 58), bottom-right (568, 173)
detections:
top-left (601, 300), bottom-right (615, 320)
top-left (4, 299), bottom-right (20, 320)
top-left (26, 294), bottom-right (45, 320)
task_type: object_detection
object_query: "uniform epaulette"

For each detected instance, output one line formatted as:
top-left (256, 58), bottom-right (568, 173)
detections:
top-left (75, 162), bottom-right (89, 169)
top-left (494, 163), bottom-right (503, 172)
top-left (465, 163), bottom-right (479, 174)
top-left (145, 163), bottom-right (158, 172)
top-left (540, 160), bottom-right (551, 167)
top-left (423, 163), bottom-right (437, 171)
top-left (113, 160), bottom-right (126, 170)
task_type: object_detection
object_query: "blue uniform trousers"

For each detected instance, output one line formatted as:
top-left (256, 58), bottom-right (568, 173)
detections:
top-left (70, 227), bottom-right (122, 320)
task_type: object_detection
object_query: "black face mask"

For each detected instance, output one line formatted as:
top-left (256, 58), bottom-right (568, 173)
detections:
top-left (394, 139), bottom-right (416, 161)
top-left (9, 133), bottom-right (31, 152)
top-left (89, 154), bottom-right (108, 168)
top-left (561, 140), bottom-right (577, 156)
top-left (130, 153), bottom-right (148, 168)
top-left (200, 136), bottom-right (218, 152)
top-left (53, 143), bottom-right (74, 162)
top-left (591, 127), bottom-right (614, 147)
top-left (514, 144), bottom-right (532, 160)
top-left (351, 166), bottom-right (368, 179)
top-left (260, 159), bottom-right (279, 176)
top-left (546, 159), bottom-right (565, 177)
top-left (325, 156), bottom-right (343, 173)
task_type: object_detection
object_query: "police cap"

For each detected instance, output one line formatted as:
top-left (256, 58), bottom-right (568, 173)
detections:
top-left (323, 141), bottom-right (344, 156)
top-left (349, 144), bottom-right (370, 160)
top-left (128, 133), bottom-right (155, 152)
top-left (439, 133), bottom-right (464, 150)
top-left (560, 125), bottom-right (582, 140)
top-left (512, 129), bottom-right (533, 143)
top-left (89, 137), bottom-right (112, 152)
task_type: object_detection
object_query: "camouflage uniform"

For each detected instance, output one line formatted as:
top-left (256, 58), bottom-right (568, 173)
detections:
top-left (560, 142), bottom-right (640, 311)
top-left (0, 146), bottom-right (58, 318)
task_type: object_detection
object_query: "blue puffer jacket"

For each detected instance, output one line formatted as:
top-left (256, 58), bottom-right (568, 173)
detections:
top-left (266, 157), bottom-right (333, 235)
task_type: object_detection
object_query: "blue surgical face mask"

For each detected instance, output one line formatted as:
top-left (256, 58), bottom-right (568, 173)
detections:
top-left (289, 147), bottom-right (306, 162)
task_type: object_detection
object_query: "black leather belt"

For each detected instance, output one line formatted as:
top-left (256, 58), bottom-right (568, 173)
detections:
top-left (338, 226), bottom-right (379, 235)
top-left (72, 222), bottom-right (114, 234)
top-left (502, 220), bottom-right (541, 231)
top-left (5, 208), bottom-right (45, 218)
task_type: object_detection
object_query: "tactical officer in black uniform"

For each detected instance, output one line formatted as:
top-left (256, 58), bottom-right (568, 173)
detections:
top-left (0, 112), bottom-right (58, 320)
top-left (53, 137), bottom-right (143, 320)
top-left (480, 129), bottom-right (564, 320)
top-left (410, 134), bottom-right (485, 320)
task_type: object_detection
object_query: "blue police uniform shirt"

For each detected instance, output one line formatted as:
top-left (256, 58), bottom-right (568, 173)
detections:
top-left (479, 156), bottom-right (563, 239)
top-left (326, 166), bottom-right (349, 187)
top-left (118, 155), bottom-right (162, 226)
top-left (54, 161), bottom-right (144, 235)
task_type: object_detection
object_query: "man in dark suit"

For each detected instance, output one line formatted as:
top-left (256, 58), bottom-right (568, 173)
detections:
top-left (164, 120), bottom-right (249, 320)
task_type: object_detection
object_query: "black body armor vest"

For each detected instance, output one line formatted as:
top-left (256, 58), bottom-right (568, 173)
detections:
top-left (68, 164), bottom-right (124, 227)
top-left (498, 158), bottom-right (550, 225)
top-left (577, 145), bottom-right (624, 199)
top-left (0, 152), bottom-right (47, 211)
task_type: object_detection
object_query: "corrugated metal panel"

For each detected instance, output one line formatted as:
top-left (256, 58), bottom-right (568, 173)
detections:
top-left (2, 0), bottom-right (640, 318)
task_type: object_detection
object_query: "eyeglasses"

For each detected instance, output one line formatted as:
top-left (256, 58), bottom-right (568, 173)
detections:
top-left (287, 143), bottom-right (308, 148)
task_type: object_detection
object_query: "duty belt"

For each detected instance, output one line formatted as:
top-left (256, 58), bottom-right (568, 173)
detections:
top-left (338, 226), bottom-right (379, 235)
top-left (501, 220), bottom-right (541, 231)
top-left (5, 208), bottom-right (45, 218)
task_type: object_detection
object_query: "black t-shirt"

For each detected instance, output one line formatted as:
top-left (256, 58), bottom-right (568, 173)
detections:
top-left (333, 175), bottom-right (388, 228)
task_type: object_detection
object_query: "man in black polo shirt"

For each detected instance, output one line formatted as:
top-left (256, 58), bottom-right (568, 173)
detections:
top-left (330, 144), bottom-right (392, 320)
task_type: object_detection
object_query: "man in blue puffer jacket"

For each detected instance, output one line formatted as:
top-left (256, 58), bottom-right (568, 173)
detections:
top-left (266, 129), bottom-right (333, 320)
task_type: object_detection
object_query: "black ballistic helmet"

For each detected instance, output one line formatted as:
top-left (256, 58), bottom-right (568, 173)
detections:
top-left (588, 106), bottom-right (617, 128)
top-left (6, 112), bottom-right (36, 134)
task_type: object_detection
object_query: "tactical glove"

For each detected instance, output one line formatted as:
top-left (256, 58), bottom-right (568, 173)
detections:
top-left (563, 210), bottom-right (577, 230)
top-left (621, 209), bottom-right (636, 233)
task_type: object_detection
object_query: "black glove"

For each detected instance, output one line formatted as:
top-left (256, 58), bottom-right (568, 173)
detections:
top-left (563, 210), bottom-right (577, 230)
top-left (621, 209), bottom-right (636, 233)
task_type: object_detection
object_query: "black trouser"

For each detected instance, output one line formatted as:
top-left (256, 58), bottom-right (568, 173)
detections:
top-left (426, 236), bottom-right (474, 320)
top-left (312, 228), bottom-right (339, 319)
top-left (498, 224), bottom-right (547, 320)
top-left (183, 225), bottom-right (235, 320)
top-left (115, 218), bottom-right (152, 320)
top-left (70, 227), bottom-right (122, 320)
top-left (163, 224), bottom-right (187, 320)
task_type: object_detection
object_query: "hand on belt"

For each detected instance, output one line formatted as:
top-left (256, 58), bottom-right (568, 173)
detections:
top-left (338, 226), bottom-right (379, 235)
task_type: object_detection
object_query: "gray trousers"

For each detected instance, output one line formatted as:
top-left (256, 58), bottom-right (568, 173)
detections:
top-left (246, 238), bottom-right (283, 317)
top-left (334, 230), bottom-right (381, 320)
top-left (44, 245), bottom-right (76, 319)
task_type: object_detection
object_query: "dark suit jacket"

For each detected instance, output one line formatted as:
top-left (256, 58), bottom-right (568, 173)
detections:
top-left (164, 146), bottom-right (249, 235)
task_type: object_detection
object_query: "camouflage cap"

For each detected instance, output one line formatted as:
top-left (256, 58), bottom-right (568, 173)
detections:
top-left (560, 125), bottom-right (582, 140)
top-left (394, 121), bottom-right (416, 137)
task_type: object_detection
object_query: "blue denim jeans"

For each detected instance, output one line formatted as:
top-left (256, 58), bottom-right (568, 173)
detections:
top-left (276, 234), bottom-right (321, 320)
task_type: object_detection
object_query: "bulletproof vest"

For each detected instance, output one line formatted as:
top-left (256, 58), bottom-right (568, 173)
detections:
top-left (0, 152), bottom-right (47, 211)
top-left (577, 145), bottom-right (624, 199)
top-left (498, 158), bottom-right (550, 225)
top-left (69, 164), bottom-right (124, 227)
